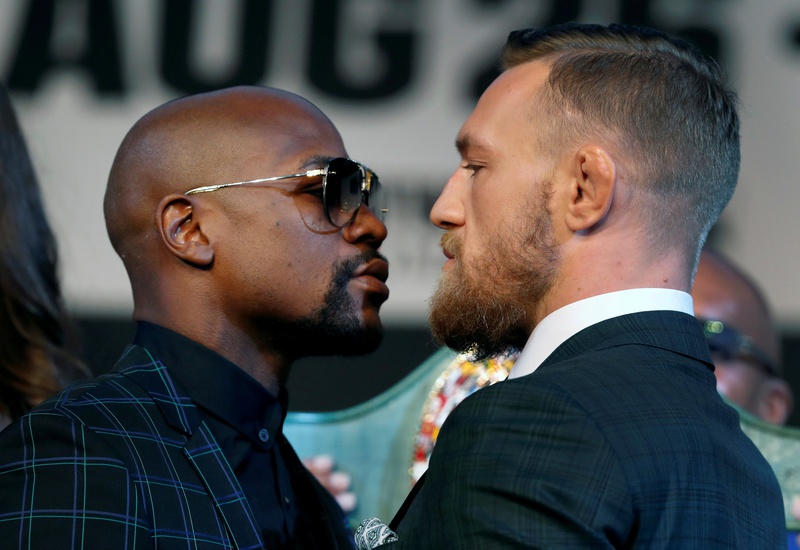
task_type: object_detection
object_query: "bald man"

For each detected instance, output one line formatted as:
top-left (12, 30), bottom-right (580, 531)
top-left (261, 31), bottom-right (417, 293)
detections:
top-left (0, 86), bottom-right (388, 548)
top-left (694, 248), bottom-right (793, 424)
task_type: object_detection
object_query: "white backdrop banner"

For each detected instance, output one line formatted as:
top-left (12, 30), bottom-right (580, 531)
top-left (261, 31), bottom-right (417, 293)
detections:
top-left (1, 0), bottom-right (799, 325)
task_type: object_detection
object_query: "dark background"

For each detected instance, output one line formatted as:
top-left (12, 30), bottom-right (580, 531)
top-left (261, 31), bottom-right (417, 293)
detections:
top-left (77, 317), bottom-right (800, 428)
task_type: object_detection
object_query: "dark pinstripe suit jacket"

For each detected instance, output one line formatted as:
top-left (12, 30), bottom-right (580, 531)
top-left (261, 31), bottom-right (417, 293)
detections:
top-left (387, 311), bottom-right (786, 549)
top-left (0, 344), bottom-right (353, 549)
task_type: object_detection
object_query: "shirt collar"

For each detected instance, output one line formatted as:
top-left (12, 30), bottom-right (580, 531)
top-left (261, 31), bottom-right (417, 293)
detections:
top-left (509, 288), bottom-right (694, 379)
top-left (132, 321), bottom-right (287, 450)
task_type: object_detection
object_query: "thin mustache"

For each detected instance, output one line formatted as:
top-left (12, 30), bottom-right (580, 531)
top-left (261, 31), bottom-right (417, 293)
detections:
top-left (440, 232), bottom-right (460, 258)
top-left (342, 249), bottom-right (389, 277)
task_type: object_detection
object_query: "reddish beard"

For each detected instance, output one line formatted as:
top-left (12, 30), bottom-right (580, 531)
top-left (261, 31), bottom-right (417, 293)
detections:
top-left (428, 187), bottom-right (560, 359)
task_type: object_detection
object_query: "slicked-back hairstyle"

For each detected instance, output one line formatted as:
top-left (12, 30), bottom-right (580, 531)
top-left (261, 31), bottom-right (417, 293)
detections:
top-left (501, 23), bottom-right (740, 262)
top-left (0, 85), bottom-right (87, 426)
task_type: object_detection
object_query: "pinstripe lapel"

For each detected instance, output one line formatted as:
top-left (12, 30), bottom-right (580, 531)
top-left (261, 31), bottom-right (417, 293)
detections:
top-left (115, 345), bottom-right (265, 549)
top-left (114, 344), bottom-right (201, 435)
top-left (184, 425), bottom-right (264, 550)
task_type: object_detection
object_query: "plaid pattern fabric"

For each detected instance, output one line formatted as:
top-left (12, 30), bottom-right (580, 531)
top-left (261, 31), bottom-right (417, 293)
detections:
top-left (387, 311), bottom-right (787, 549)
top-left (0, 345), bottom-right (264, 549)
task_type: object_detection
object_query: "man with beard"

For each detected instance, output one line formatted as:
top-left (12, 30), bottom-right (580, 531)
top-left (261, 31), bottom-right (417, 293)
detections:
top-left (0, 86), bottom-right (389, 549)
top-left (374, 23), bottom-right (785, 549)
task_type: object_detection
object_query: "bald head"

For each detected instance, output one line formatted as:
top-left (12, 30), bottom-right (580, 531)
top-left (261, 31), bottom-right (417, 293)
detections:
top-left (105, 86), bottom-right (340, 262)
top-left (102, 85), bottom-right (355, 352)
top-left (101, 85), bottom-right (389, 391)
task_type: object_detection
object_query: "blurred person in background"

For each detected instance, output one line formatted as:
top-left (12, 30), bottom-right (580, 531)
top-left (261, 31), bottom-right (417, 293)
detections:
top-left (694, 247), bottom-right (792, 425)
top-left (0, 84), bottom-right (87, 431)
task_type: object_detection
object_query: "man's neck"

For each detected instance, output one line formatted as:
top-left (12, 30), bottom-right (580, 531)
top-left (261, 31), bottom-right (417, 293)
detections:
top-left (530, 239), bottom-right (692, 331)
top-left (133, 312), bottom-right (290, 397)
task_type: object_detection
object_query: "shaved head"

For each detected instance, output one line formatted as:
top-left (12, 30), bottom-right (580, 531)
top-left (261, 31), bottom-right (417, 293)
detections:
top-left (104, 86), bottom-right (340, 274)
top-left (102, 85), bottom-right (389, 390)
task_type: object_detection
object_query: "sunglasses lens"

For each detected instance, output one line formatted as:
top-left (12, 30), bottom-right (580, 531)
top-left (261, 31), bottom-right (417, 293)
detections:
top-left (325, 158), bottom-right (363, 227)
top-left (701, 319), bottom-right (779, 376)
top-left (706, 334), bottom-right (735, 358)
top-left (364, 172), bottom-right (386, 223)
top-left (703, 321), bottom-right (737, 357)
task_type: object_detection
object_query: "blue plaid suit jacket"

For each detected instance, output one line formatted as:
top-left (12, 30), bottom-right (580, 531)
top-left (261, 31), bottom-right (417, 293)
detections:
top-left (0, 343), bottom-right (349, 549)
top-left (386, 311), bottom-right (786, 549)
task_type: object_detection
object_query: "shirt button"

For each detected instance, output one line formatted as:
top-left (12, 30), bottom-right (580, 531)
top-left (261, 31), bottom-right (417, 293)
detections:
top-left (258, 429), bottom-right (270, 442)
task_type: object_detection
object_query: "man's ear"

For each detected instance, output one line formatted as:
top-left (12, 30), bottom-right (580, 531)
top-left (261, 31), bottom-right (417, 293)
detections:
top-left (156, 194), bottom-right (214, 267)
top-left (756, 378), bottom-right (794, 426)
top-left (565, 145), bottom-right (616, 232)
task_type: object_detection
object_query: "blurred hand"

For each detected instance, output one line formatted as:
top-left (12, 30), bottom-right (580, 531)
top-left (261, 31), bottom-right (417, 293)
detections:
top-left (303, 454), bottom-right (357, 513)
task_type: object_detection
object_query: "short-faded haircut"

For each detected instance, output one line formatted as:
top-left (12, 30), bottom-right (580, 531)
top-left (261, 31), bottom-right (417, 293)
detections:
top-left (501, 23), bottom-right (740, 264)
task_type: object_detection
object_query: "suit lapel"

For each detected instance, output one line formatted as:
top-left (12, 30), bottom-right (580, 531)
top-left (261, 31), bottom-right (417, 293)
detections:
top-left (279, 436), bottom-right (353, 549)
top-left (184, 424), bottom-right (263, 549)
top-left (116, 345), bottom-right (265, 549)
top-left (389, 471), bottom-right (426, 531)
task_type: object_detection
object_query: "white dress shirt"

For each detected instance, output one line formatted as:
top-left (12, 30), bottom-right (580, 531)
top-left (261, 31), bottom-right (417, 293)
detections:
top-left (508, 288), bottom-right (695, 379)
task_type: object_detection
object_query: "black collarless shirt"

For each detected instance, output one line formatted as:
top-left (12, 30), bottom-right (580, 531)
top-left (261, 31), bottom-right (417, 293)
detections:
top-left (133, 322), bottom-right (302, 547)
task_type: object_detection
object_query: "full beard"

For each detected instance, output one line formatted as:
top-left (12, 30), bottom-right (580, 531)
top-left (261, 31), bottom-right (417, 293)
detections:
top-left (429, 186), bottom-right (560, 360)
top-left (291, 249), bottom-right (386, 357)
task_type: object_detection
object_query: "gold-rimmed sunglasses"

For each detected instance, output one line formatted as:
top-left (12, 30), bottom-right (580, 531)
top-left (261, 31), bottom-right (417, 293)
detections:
top-left (185, 157), bottom-right (387, 228)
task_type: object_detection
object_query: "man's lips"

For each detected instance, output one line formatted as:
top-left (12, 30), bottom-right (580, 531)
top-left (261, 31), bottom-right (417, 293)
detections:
top-left (439, 233), bottom-right (458, 263)
top-left (353, 258), bottom-right (388, 282)
top-left (351, 259), bottom-right (390, 296)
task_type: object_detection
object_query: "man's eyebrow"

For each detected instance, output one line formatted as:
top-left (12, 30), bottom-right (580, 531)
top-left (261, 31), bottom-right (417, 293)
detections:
top-left (455, 134), bottom-right (491, 157)
top-left (298, 155), bottom-right (333, 171)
